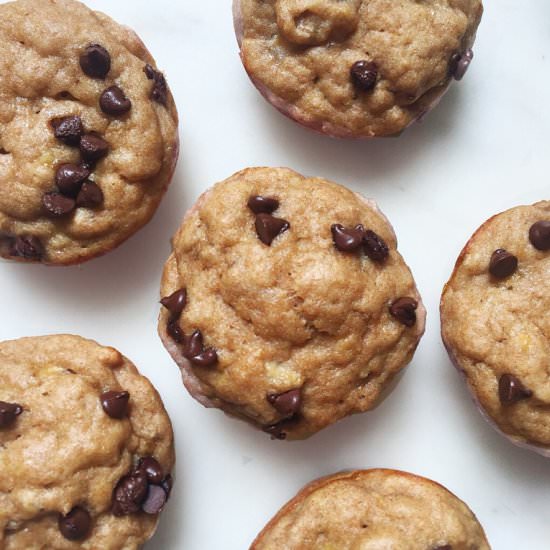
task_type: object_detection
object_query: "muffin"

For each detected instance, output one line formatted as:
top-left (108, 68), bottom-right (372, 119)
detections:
top-left (0, 0), bottom-right (179, 265)
top-left (441, 201), bottom-right (550, 456)
top-left (250, 469), bottom-right (490, 549)
top-left (0, 335), bottom-right (175, 549)
top-left (159, 167), bottom-right (425, 440)
top-left (234, 0), bottom-right (483, 138)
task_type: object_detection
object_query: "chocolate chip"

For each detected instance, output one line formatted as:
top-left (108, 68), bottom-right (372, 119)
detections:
top-left (51, 115), bottom-right (83, 146)
top-left (112, 472), bottom-right (148, 516)
top-left (137, 457), bottom-right (163, 484)
top-left (79, 133), bottom-right (109, 162)
top-left (167, 319), bottom-right (185, 343)
top-left (498, 374), bottom-right (533, 405)
top-left (100, 86), bottom-right (132, 116)
top-left (0, 401), bottom-right (23, 429)
top-left (529, 221), bottom-right (550, 251)
top-left (263, 423), bottom-right (288, 440)
top-left (12, 235), bottom-right (43, 260)
top-left (351, 60), bottom-right (378, 91)
top-left (55, 163), bottom-right (90, 196)
top-left (255, 213), bottom-right (290, 246)
top-left (183, 330), bottom-right (204, 359)
top-left (144, 64), bottom-right (168, 106)
top-left (451, 49), bottom-right (474, 81)
top-left (267, 389), bottom-right (301, 417)
top-left (80, 44), bottom-right (111, 79)
top-left (389, 297), bottom-right (418, 327)
top-left (43, 192), bottom-right (76, 217)
top-left (363, 230), bottom-right (389, 262)
top-left (141, 485), bottom-right (168, 515)
top-left (489, 249), bottom-right (518, 279)
top-left (190, 348), bottom-right (218, 368)
top-left (58, 507), bottom-right (92, 541)
top-left (76, 181), bottom-right (104, 208)
top-left (100, 391), bottom-right (130, 419)
top-left (331, 224), bottom-right (364, 252)
top-left (160, 288), bottom-right (187, 318)
top-left (161, 474), bottom-right (173, 498)
top-left (247, 195), bottom-right (279, 214)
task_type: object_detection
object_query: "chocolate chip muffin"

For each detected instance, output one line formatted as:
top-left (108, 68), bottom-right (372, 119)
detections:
top-left (250, 469), bottom-right (490, 549)
top-left (441, 201), bottom-right (550, 457)
top-left (234, 0), bottom-right (483, 138)
top-left (0, 335), bottom-right (175, 548)
top-left (0, 0), bottom-right (179, 265)
top-left (158, 167), bottom-right (425, 440)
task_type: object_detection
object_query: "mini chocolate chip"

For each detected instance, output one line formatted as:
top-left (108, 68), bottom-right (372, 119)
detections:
top-left (451, 49), bottom-right (474, 81)
top-left (76, 181), bottom-right (104, 208)
top-left (161, 474), bottom-right (173, 498)
top-left (255, 213), bottom-right (290, 246)
top-left (389, 297), bottom-right (418, 327)
top-left (144, 64), bottom-right (168, 106)
top-left (489, 249), bottom-right (518, 279)
top-left (0, 401), bottom-right (23, 429)
top-left (263, 423), bottom-right (287, 440)
top-left (100, 86), bottom-right (132, 116)
top-left (529, 221), bottom-right (550, 251)
top-left (247, 195), bottom-right (279, 214)
top-left (55, 163), bottom-right (90, 196)
top-left (190, 348), bottom-right (218, 368)
top-left (43, 192), bottom-right (76, 217)
top-left (100, 391), bottom-right (130, 419)
top-left (363, 230), bottom-right (389, 262)
top-left (160, 288), bottom-right (187, 318)
top-left (80, 44), bottom-right (111, 79)
top-left (51, 115), bottom-right (83, 146)
top-left (112, 472), bottom-right (148, 516)
top-left (331, 224), bottom-right (364, 252)
top-left (138, 457), bottom-right (163, 484)
top-left (58, 507), bottom-right (92, 541)
top-left (12, 235), bottom-right (43, 259)
top-left (351, 60), bottom-right (378, 91)
top-left (79, 133), bottom-right (109, 162)
top-left (267, 389), bottom-right (301, 417)
top-left (142, 484), bottom-right (168, 515)
top-left (167, 319), bottom-right (185, 343)
top-left (498, 374), bottom-right (533, 405)
top-left (183, 330), bottom-right (204, 359)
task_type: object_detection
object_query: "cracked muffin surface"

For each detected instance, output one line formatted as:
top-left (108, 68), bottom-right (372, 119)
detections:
top-left (250, 469), bottom-right (490, 550)
top-left (159, 167), bottom-right (425, 440)
top-left (441, 201), bottom-right (550, 456)
top-left (234, 0), bottom-right (483, 137)
top-left (0, 0), bottom-right (178, 265)
top-left (0, 335), bottom-right (175, 549)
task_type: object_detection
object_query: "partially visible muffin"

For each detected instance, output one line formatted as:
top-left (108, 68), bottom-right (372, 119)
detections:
top-left (250, 469), bottom-right (491, 549)
top-left (0, 335), bottom-right (175, 549)
top-left (234, 0), bottom-right (483, 138)
top-left (0, 0), bottom-right (179, 265)
top-left (159, 167), bottom-right (425, 440)
top-left (441, 201), bottom-right (550, 456)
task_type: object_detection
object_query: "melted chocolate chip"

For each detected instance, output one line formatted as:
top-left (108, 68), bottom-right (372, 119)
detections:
top-left (160, 288), bottom-right (187, 318)
top-left (55, 163), bottom-right (90, 196)
top-left (167, 319), bottom-right (185, 343)
top-left (529, 221), bottom-right (550, 251)
top-left (137, 457), bottom-right (164, 484)
top-left (489, 249), bottom-right (518, 279)
top-left (112, 472), bottom-right (148, 516)
top-left (0, 401), bottom-right (23, 429)
top-left (100, 391), bottom-right (130, 419)
top-left (43, 192), bottom-right (76, 217)
top-left (331, 224), bottom-right (364, 252)
top-left (247, 195), bottom-right (279, 214)
top-left (267, 389), bottom-right (301, 418)
top-left (363, 230), bottom-right (389, 262)
top-left (76, 181), bottom-right (104, 208)
top-left (498, 374), bottom-right (533, 405)
top-left (100, 86), bottom-right (132, 116)
top-left (190, 348), bottom-right (218, 368)
top-left (80, 44), bottom-right (111, 79)
top-left (389, 297), bottom-right (418, 327)
top-left (255, 213), bottom-right (290, 246)
top-left (451, 49), bottom-right (474, 81)
top-left (183, 330), bottom-right (204, 359)
top-left (51, 115), bottom-right (83, 146)
top-left (350, 60), bottom-right (378, 91)
top-left (161, 474), bottom-right (173, 498)
top-left (263, 423), bottom-right (288, 440)
top-left (141, 485), bottom-right (168, 515)
top-left (12, 235), bottom-right (43, 260)
top-left (79, 134), bottom-right (109, 162)
top-left (58, 507), bottom-right (91, 541)
top-left (144, 64), bottom-right (168, 106)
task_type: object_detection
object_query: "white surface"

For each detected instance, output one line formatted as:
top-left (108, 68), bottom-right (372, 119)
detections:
top-left (1, 1), bottom-right (549, 548)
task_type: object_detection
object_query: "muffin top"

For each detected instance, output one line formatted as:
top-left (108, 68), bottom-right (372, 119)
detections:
top-left (441, 201), bottom-right (550, 455)
top-left (159, 167), bottom-right (425, 440)
top-left (0, 0), bottom-right (178, 265)
top-left (235, 0), bottom-right (483, 137)
top-left (251, 469), bottom-right (490, 549)
top-left (0, 335), bottom-right (175, 549)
